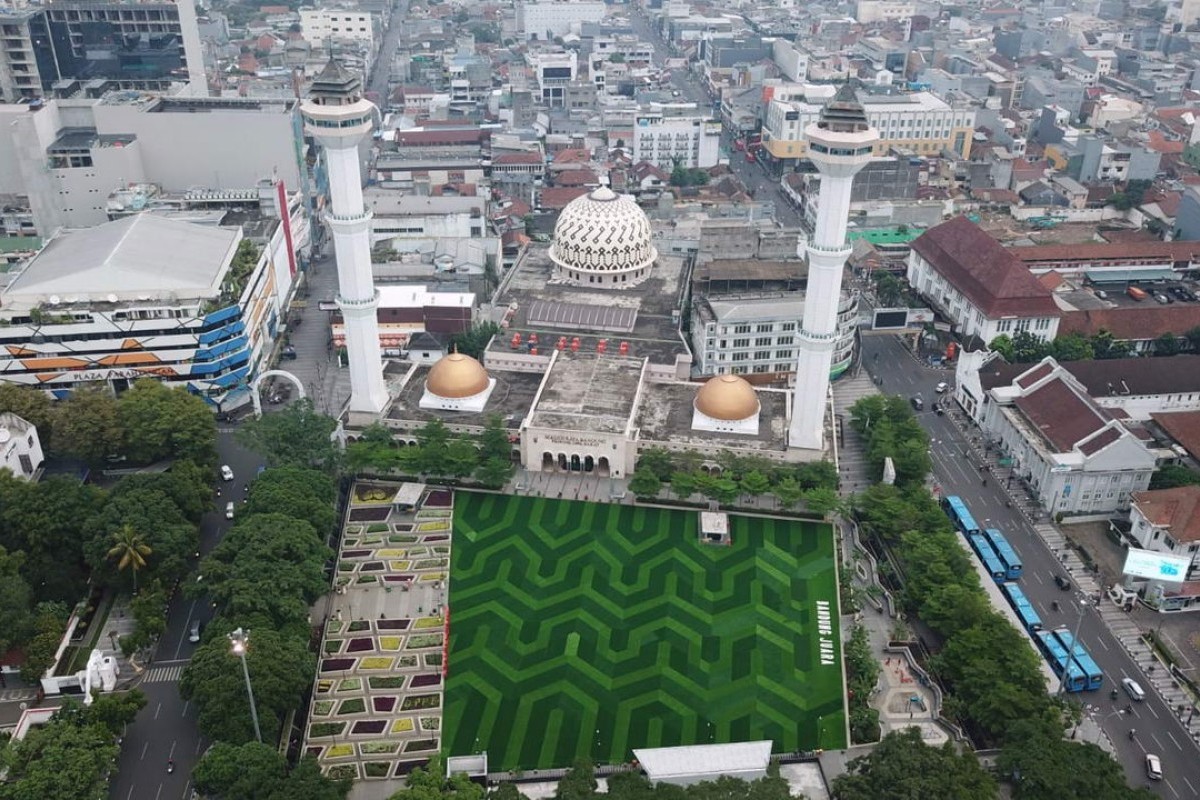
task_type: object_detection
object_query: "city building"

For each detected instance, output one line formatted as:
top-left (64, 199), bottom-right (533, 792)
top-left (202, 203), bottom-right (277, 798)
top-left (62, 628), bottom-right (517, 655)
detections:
top-left (979, 360), bottom-right (1157, 516)
top-left (1125, 486), bottom-right (1200, 609)
top-left (789, 84), bottom-right (877, 451)
top-left (301, 58), bottom-right (389, 415)
top-left (762, 89), bottom-right (976, 168)
top-left (0, 412), bottom-right (43, 480)
top-left (0, 214), bottom-right (283, 408)
top-left (632, 103), bottom-right (722, 169)
top-left (516, 0), bottom-right (607, 41)
top-left (0, 0), bottom-right (204, 101)
top-left (531, 50), bottom-right (577, 108)
top-left (906, 217), bottom-right (1060, 344)
top-left (299, 8), bottom-right (376, 47)
top-left (329, 284), bottom-right (474, 358)
top-left (854, 0), bottom-right (915, 23)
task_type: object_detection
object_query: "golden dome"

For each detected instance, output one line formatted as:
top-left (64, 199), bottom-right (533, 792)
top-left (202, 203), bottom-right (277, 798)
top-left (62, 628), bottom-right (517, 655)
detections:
top-left (694, 374), bottom-right (760, 421)
top-left (426, 351), bottom-right (490, 399)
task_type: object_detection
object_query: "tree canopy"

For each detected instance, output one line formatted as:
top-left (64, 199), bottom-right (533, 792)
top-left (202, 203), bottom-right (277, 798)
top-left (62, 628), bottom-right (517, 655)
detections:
top-left (192, 741), bottom-right (350, 800)
top-left (116, 379), bottom-right (217, 466)
top-left (832, 728), bottom-right (997, 800)
top-left (997, 718), bottom-right (1156, 800)
top-left (241, 467), bottom-right (338, 536)
top-left (236, 399), bottom-right (340, 472)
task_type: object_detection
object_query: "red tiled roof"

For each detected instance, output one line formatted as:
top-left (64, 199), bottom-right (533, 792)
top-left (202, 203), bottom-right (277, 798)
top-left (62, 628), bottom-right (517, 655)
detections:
top-left (1151, 410), bottom-right (1200, 461)
top-left (538, 186), bottom-right (588, 210)
top-left (1057, 306), bottom-right (1200, 341)
top-left (493, 152), bottom-right (543, 165)
top-left (552, 148), bottom-right (591, 164)
top-left (1012, 240), bottom-right (1200, 265)
top-left (1078, 426), bottom-right (1122, 456)
top-left (1131, 486), bottom-right (1200, 543)
top-left (395, 129), bottom-right (487, 146)
top-left (556, 169), bottom-right (598, 187)
top-left (1016, 361), bottom-right (1054, 388)
top-left (910, 216), bottom-right (1058, 318)
top-left (1013, 376), bottom-right (1108, 453)
top-left (1037, 270), bottom-right (1065, 291)
top-left (1148, 130), bottom-right (1185, 155)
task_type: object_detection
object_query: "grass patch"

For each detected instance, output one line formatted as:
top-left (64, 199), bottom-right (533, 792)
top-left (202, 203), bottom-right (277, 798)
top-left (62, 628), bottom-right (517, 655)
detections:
top-left (444, 493), bottom-right (845, 771)
top-left (337, 698), bottom-right (366, 715)
top-left (413, 617), bottom-right (443, 630)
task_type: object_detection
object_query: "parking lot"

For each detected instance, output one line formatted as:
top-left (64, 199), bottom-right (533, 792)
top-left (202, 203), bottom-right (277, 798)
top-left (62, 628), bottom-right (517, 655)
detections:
top-left (1078, 281), bottom-right (1200, 309)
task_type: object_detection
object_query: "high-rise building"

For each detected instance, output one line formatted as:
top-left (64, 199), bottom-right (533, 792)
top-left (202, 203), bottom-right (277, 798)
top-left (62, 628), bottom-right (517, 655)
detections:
top-left (789, 85), bottom-right (878, 450)
top-left (0, 0), bottom-right (205, 101)
top-left (301, 59), bottom-right (388, 415)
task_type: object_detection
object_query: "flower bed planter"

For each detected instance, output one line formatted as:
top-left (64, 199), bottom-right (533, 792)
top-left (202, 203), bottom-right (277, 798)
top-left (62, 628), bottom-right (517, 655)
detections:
top-left (317, 679), bottom-right (333, 694)
top-left (336, 698), bottom-right (366, 715)
top-left (366, 523), bottom-right (390, 533)
top-left (365, 762), bottom-right (392, 778)
top-left (360, 562), bottom-right (385, 572)
top-left (337, 678), bottom-right (361, 692)
top-left (425, 490), bottom-right (452, 507)
top-left (423, 653), bottom-right (443, 668)
top-left (348, 507), bottom-right (390, 522)
top-left (342, 550), bottom-right (371, 559)
top-left (433, 546), bottom-right (450, 554)
top-left (360, 741), bottom-right (400, 755)
top-left (379, 636), bottom-right (403, 651)
top-left (395, 760), bottom-right (430, 776)
top-left (376, 619), bottom-right (411, 630)
top-left (389, 718), bottom-right (415, 734)
top-left (313, 700), bottom-right (335, 716)
top-left (405, 547), bottom-right (428, 557)
top-left (413, 558), bottom-right (449, 569)
top-left (413, 617), bottom-right (443, 630)
top-left (418, 573), bottom-right (445, 582)
top-left (348, 621), bottom-right (371, 633)
top-left (406, 634), bottom-right (443, 649)
top-left (388, 534), bottom-right (417, 542)
top-left (416, 521), bottom-right (449, 532)
top-left (409, 674), bottom-right (442, 688)
top-left (309, 722), bottom-right (345, 738)
top-left (306, 746), bottom-right (323, 759)
top-left (359, 657), bottom-right (393, 670)
top-left (320, 658), bottom-right (355, 673)
top-left (388, 561), bottom-right (412, 571)
top-left (355, 576), bottom-right (377, 585)
top-left (420, 717), bottom-right (441, 731)
top-left (404, 738), bottom-right (438, 753)
top-left (396, 655), bottom-right (419, 668)
top-left (400, 694), bottom-right (440, 711)
top-left (346, 638), bottom-right (375, 653)
top-left (423, 535), bottom-right (449, 542)
top-left (354, 486), bottom-right (393, 504)
top-left (326, 744), bottom-right (354, 759)
top-left (372, 696), bottom-right (398, 713)
top-left (384, 575), bottom-right (413, 584)
top-left (369, 676), bottom-right (406, 690)
top-left (377, 548), bottom-right (408, 558)
top-left (351, 720), bottom-right (388, 735)
top-left (393, 524), bottom-right (415, 532)
top-left (327, 765), bottom-right (358, 780)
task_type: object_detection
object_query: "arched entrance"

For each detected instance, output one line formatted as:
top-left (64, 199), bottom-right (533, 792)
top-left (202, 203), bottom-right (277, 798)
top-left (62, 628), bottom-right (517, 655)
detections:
top-left (542, 452), bottom-right (555, 471)
top-left (250, 369), bottom-right (307, 417)
top-left (597, 456), bottom-right (610, 477)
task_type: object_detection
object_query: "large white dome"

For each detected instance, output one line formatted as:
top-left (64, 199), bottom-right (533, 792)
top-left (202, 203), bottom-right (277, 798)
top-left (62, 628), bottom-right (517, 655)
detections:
top-left (548, 186), bottom-right (657, 288)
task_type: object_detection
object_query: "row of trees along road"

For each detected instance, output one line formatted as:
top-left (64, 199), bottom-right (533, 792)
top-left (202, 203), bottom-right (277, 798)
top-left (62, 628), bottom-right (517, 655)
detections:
top-left (847, 394), bottom-right (1156, 799)
top-left (627, 447), bottom-right (842, 513)
top-left (179, 466), bottom-right (351, 799)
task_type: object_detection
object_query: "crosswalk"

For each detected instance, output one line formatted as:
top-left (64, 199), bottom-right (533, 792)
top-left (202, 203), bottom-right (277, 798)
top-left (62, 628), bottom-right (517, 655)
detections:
top-left (142, 664), bottom-right (186, 684)
top-left (0, 688), bottom-right (37, 702)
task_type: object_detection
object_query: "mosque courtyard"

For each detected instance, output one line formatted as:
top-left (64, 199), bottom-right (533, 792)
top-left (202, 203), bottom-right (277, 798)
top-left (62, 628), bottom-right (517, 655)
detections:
top-left (442, 492), bottom-right (846, 771)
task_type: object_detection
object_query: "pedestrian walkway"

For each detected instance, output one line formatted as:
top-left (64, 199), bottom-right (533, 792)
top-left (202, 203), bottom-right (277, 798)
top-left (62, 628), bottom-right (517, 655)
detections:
top-left (831, 368), bottom-right (878, 494)
top-left (141, 664), bottom-right (186, 684)
top-left (0, 688), bottom-right (37, 702)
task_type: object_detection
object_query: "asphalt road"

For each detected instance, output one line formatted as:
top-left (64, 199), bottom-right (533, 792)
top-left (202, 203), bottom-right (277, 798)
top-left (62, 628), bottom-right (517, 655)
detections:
top-left (108, 432), bottom-right (265, 800)
top-left (366, 0), bottom-right (408, 101)
top-left (860, 332), bottom-right (1200, 797)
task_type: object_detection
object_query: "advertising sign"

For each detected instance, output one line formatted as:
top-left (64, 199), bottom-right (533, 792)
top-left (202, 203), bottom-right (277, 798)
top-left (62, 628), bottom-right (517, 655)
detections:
top-left (1122, 549), bottom-right (1192, 582)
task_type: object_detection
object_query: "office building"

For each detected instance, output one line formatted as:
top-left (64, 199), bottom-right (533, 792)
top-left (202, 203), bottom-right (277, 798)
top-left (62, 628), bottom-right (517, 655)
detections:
top-left (632, 103), bottom-right (721, 169)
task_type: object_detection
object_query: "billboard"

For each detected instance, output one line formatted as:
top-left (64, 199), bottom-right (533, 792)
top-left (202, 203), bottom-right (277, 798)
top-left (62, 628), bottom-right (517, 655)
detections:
top-left (1122, 549), bottom-right (1192, 582)
top-left (872, 308), bottom-right (936, 331)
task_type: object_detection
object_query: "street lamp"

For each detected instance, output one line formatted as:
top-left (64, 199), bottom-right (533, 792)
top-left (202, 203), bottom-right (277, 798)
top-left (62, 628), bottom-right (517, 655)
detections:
top-left (229, 628), bottom-right (262, 742)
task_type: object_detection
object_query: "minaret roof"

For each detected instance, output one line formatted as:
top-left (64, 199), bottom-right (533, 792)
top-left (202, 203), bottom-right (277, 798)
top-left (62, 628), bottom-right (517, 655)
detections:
top-left (818, 81), bottom-right (870, 134)
top-left (309, 57), bottom-right (362, 104)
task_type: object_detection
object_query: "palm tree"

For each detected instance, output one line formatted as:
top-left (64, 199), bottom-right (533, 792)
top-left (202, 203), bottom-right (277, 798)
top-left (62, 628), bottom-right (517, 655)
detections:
top-left (107, 524), bottom-right (152, 594)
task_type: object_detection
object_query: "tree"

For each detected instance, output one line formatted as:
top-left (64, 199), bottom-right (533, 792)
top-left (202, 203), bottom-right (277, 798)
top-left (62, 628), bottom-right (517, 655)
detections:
top-left (0, 545), bottom-right (33, 657)
top-left (804, 487), bottom-right (842, 517)
top-left (636, 447), bottom-right (675, 480)
top-left (773, 476), bottom-right (805, 509)
top-left (705, 476), bottom-right (740, 506)
top-left (270, 757), bottom-right (352, 800)
top-left (180, 624), bottom-right (315, 744)
top-left (998, 718), bottom-right (1153, 800)
top-left (1050, 332), bottom-right (1093, 361)
top-left (988, 334), bottom-right (1015, 362)
top-left (0, 707), bottom-right (119, 800)
top-left (475, 456), bottom-right (514, 489)
top-left (739, 470), bottom-right (771, 499)
top-left (125, 581), bottom-right (168, 652)
top-left (236, 399), bottom-right (339, 472)
top-left (116, 379), bottom-right (217, 466)
top-left (57, 690), bottom-right (147, 736)
top-left (84, 487), bottom-right (198, 591)
top-left (1149, 464), bottom-right (1200, 489)
top-left (479, 415), bottom-right (513, 463)
top-left (192, 741), bottom-right (287, 800)
top-left (106, 524), bottom-right (151, 594)
top-left (488, 784), bottom-right (527, 800)
top-left (0, 383), bottom-right (56, 446)
top-left (1090, 329), bottom-right (1133, 360)
top-left (21, 603), bottom-right (69, 681)
top-left (444, 439), bottom-right (481, 478)
top-left (50, 385), bottom-right (121, 464)
top-left (449, 323), bottom-right (500, 359)
top-left (1010, 331), bottom-right (1051, 363)
top-left (389, 756), bottom-right (484, 800)
top-left (193, 513), bottom-right (330, 629)
top-left (832, 727), bottom-right (997, 800)
top-left (1185, 325), bottom-right (1200, 353)
top-left (1153, 333), bottom-right (1182, 357)
top-left (627, 468), bottom-right (662, 500)
top-left (669, 470), bottom-right (698, 500)
top-left (873, 271), bottom-right (906, 307)
top-left (554, 759), bottom-right (598, 800)
top-left (241, 467), bottom-right (337, 536)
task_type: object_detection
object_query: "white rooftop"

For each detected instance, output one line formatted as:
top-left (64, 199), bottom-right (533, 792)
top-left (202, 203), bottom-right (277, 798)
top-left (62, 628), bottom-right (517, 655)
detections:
top-left (634, 741), bottom-right (773, 784)
top-left (2, 214), bottom-right (238, 306)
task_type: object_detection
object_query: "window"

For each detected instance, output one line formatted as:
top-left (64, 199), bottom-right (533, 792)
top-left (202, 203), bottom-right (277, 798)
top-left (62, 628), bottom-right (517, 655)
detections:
top-left (755, 337), bottom-right (772, 346)
top-left (756, 323), bottom-right (772, 333)
top-left (733, 324), bottom-right (751, 334)
top-left (754, 350), bottom-right (771, 360)
top-left (777, 336), bottom-right (793, 345)
top-left (781, 322), bottom-right (796, 332)
top-left (732, 338), bottom-right (749, 348)
top-left (731, 352), bottom-right (748, 361)
top-left (776, 349), bottom-right (793, 359)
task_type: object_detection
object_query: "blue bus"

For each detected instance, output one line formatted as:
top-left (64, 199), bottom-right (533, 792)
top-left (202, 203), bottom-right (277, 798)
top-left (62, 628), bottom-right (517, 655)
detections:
top-left (984, 528), bottom-right (1023, 581)
top-left (967, 533), bottom-right (1008, 582)
top-left (1001, 582), bottom-right (1043, 632)
top-left (942, 495), bottom-right (981, 535)
top-left (1052, 628), bottom-right (1104, 690)
top-left (1035, 631), bottom-right (1087, 692)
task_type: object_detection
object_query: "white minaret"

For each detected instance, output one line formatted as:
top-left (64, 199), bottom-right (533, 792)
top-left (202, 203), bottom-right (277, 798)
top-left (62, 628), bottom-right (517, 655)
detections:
top-left (300, 60), bottom-right (389, 414)
top-left (789, 84), bottom-right (879, 450)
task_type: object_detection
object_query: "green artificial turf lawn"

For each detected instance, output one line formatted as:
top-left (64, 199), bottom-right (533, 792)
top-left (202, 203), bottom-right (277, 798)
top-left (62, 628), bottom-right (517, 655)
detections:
top-left (443, 493), bottom-right (846, 771)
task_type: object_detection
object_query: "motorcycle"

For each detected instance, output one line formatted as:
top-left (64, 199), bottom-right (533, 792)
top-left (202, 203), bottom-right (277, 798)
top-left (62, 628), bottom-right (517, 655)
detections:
top-left (167, 759), bottom-right (175, 774)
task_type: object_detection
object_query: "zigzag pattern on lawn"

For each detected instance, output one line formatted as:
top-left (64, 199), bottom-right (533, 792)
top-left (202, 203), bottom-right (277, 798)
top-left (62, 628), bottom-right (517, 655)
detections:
top-left (444, 494), bottom-right (845, 771)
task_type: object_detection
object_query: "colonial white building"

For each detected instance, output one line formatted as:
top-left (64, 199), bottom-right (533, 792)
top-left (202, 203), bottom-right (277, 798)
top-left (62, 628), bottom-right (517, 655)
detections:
top-left (632, 104), bottom-right (722, 169)
top-left (980, 360), bottom-right (1157, 515)
top-left (907, 216), bottom-right (1060, 345)
top-left (0, 412), bottom-right (43, 480)
top-left (299, 9), bottom-right (376, 47)
top-left (1129, 487), bottom-right (1200, 583)
top-left (517, 0), bottom-right (607, 40)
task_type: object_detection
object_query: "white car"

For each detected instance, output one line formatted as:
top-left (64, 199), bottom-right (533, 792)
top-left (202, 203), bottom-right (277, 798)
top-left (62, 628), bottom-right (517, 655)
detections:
top-left (1145, 753), bottom-right (1162, 781)
top-left (935, 382), bottom-right (949, 394)
top-left (220, 464), bottom-right (234, 482)
top-left (225, 501), bottom-right (235, 520)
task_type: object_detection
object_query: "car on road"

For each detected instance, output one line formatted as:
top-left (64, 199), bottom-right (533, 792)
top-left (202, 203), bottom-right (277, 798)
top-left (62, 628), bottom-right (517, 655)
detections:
top-left (282, 345), bottom-right (297, 360)
top-left (1122, 677), bottom-right (1146, 701)
top-left (935, 381), bottom-right (949, 394)
top-left (188, 620), bottom-right (202, 643)
top-left (910, 396), bottom-right (924, 411)
top-left (1146, 753), bottom-right (1162, 781)
top-left (225, 501), bottom-right (235, 520)
top-left (1054, 574), bottom-right (1071, 591)
top-left (220, 464), bottom-right (234, 481)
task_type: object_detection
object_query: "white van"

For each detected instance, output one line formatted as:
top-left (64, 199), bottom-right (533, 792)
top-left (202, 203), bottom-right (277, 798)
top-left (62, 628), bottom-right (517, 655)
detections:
top-left (1122, 677), bottom-right (1146, 701)
top-left (225, 501), bottom-right (235, 519)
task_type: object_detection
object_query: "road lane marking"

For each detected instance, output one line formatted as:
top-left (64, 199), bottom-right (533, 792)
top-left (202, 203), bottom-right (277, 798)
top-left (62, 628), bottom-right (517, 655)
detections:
top-left (1168, 730), bottom-right (1183, 750)
top-left (1094, 635), bottom-right (1109, 651)
top-left (1165, 778), bottom-right (1179, 799)
top-left (168, 741), bottom-right (177, 759)
top-left (154, 702), bottom-right (161, 720)
top-left (1152, 733), bottom-right (1165, 751)
top-left (1148, 702), bottom-right (1160, 719)
top-left (173, 599), bottom-right (199, 660)
top-left (182, 701), bottom-right (190, 717)
top-left (155, 784), bottom-right (164, 800)
top-left (181, 782), bottom-right (193, 800)
top-left (1182, 775), bottom-right (1196, 795)
top-left (1032, 572), bottom-right (1044, 585)
top-left (141, 741), bottom-right (149, 761)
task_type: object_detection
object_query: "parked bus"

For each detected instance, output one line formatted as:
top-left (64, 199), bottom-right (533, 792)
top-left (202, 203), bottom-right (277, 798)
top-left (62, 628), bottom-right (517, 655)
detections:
top-left (942, 495), bottom-right (981, 535)
top-left (967, 533), bottom-right (1008, 582)
top-left (1035, 631), bottom-right (1087, 692)
top-left (984, 528), bottom-right (1023, 581)
top-left (1001, 582), bottom-right (1043, 632)
top-left (1052, 628), bottom-right (1105, 690)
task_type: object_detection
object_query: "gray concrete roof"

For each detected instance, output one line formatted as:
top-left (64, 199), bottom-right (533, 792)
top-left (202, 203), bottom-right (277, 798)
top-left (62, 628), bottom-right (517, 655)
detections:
top-left (2, 214), bottom-right (238, 304)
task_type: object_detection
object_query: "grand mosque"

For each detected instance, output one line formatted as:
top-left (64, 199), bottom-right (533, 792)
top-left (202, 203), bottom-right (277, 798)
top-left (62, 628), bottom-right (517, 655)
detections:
top-left (306, 64), bottom-right (875, 478)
